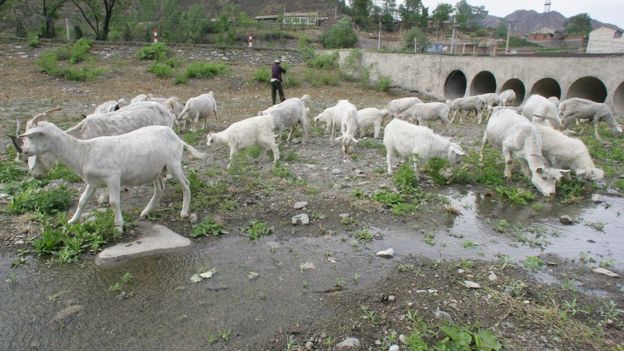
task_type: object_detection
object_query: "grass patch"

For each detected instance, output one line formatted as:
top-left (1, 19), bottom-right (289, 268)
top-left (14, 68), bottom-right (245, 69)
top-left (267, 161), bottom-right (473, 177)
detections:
top-left (44, 164), bottom-right (82, 183)
top-left (32, 211), bottom-right (121, 263)
top-left (372, 164), bottom-right (440, 215)
top-left (244, 220), bottom-right (272, 241)
top-left (181, 130), bottom-right (204, 145)
top-left (183, 169), bottom-right (234, 212)
top-left (175, 62), bottom-right (228, 85)
top-left (358, 139), bottom-right (385, 154)
top-left (252, 66), bottom-right (270, 84)
top-left (377, 75), bottom-right (392, 92)
top-left (354, 229), bottom-right (373, 243)
top-left (495, 186), bottom-right (535, 205)
top-left (136, 42), bottom-right (169, 61)
top-left (191, 217), bottom-right (225, 238)
top-left (306, 52), bottom-right (338, 69)
top-left (148, 62), bottom-right (175, 78)
top-left (523, 256), bottom-right (544, 270)
top-left (35, 39), bottom-right (103, 81)
top-left (0, 161), bottom-right (27, 182)
top-left (302, 68), bottom-right (339, 87)
top-left (8, 183), bottom-right (75, 215)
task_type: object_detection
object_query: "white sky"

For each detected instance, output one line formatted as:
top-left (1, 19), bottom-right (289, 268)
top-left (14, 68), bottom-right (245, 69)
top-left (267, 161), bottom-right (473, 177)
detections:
top-left (415, 0), bottom-right (624, 29)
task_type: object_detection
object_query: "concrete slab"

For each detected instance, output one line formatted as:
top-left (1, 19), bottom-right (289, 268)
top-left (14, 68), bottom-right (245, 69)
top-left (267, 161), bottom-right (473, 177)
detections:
top-left (95, 222), bottom-right (192, 266)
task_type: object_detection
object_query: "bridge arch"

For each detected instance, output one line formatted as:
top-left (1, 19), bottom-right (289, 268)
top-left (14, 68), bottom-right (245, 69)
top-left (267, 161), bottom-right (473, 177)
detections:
top-left (444, 70), bottom-right (467, 99)
top-left (470, 71), bottom-right (497, 95)
top-left (566, 76), bottom-right (607, 102)
top-left (614, 81), bottom-right (624, 114)
top-left (530, 78), bottom-right (561, 99)
top-left (500, 78), bottom-right (526, 106)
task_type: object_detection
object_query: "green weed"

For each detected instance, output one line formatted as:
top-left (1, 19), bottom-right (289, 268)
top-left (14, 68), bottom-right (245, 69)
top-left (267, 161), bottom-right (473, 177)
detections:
top-left (148, 62), bottom-right (175, 78)
top-left (177, 62), bottom-right (228, 84)
top-left (252, 66), bottom-right (270, 83)
top-left (0, 161), bottom-right (27, 182)
top-left (354, 229), bottom-right (373, 243)
top-left (44, 164), bottom-right (82, 183)
top-left (191, 217), bottom-right (225, 238)
top-left (8, 184), bottom-right (75, 215)
top-left (377, 75), bottom-right (392, 92)
top-left (523, 256), bottom-right (544, 270)
top-left (244, 220), bottom-right (272, 241)
top-left (495, 186), bottom-right (535, 205)
top-left (136, 42), bottom-right (169, 61)
top-left (306, 52), bottom-right (338, 69)
top-left (108, 272), bottom-right (133, 292)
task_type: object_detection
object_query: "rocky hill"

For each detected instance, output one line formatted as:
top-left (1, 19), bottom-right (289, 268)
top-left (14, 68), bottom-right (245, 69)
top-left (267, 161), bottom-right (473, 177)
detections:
top-left (482, 9), bottom-right (623, 34)
top-left (180, 0), bottom-right (339, 17)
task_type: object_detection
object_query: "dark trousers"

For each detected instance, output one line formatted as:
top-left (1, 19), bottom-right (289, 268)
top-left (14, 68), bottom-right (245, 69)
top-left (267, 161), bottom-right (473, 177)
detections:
top-left (271, 80), bottom-right (285, 105)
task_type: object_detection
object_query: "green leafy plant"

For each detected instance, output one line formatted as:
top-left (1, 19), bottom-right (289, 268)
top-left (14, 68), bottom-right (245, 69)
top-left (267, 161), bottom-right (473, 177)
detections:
top-left (252, 66), bottom-right (270, 83)
top-left (523, 256), bottom-right (544, 270)
top-left (377, 75), bottom-right (392, 92)
top-left (191, 217), bottom-right (225, 238)
top-left (306, 52), bottom-right (338, 69)
top-left (320, 18), bottom-right (358, 48)
top-left (8, 184), bottom-right (75, 215)
top-left (244, 220), bottom-right (272, 240)
top-left (136, 42), bottom-right (169, 61)
top-left (354, 229), bottom-right (373, 243)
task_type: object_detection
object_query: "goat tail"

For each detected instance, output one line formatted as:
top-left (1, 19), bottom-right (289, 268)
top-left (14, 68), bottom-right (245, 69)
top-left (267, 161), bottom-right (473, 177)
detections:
top-left (183, 142), bottom-right (208, 160)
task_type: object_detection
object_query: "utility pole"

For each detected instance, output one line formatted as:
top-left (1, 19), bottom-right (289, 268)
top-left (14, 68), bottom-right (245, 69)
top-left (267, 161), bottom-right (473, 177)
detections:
top-left (505, 21), bottom-right (512, 54)
top-left (65, 18), bottom-right (70, 41)
top-left (377, 22), bottom-right (381, 52)
top-left (450, 16), bottom-right (456, 54)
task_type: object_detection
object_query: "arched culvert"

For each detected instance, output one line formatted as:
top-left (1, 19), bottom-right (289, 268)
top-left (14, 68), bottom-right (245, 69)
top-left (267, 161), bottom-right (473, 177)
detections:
top-left (500, 78), bottom-right (526, 106)
top-left (566, 76), bottom-right (607, 102)
top-left (614, 82), bottom-right (624, 115)
top-left (469, 71), bottom-right (497, 95)
top-left (444, 70), bottom-right (467, 100)
top-left (530, 78), bottom-right (561, 99)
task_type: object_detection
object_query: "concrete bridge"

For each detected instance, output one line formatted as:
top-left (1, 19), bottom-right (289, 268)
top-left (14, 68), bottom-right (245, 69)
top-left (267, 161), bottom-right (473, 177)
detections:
top-left (336, 50), bottom-right (624, 114)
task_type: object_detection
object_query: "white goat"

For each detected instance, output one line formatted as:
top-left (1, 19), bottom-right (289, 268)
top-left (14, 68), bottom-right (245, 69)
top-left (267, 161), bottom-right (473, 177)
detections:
top-left (130, 94), bottom-right (149, 104)
top-left (475, 93), bottom-right (501, 124)
top-left (499, 89), bottom-right (516, 107)
top-left (559, 97), bottom-right (623, 140)
top-left (94, 98), bottom-right (126, 114)
top-left (548, 96), bottom-right (560, 108)
top-left (386, 97), bottom-right (423, 118)
top-left (356, 108), bottom-right (388, 139)
top-left (383, 118), bottom-right (464, 175)
top-left (314, 99), bottom-right (357, 143)
top-left (534, 123), bottom-right (604, 181)
top-left (522, 95), bottom-right (562, 129)
top-left (206, 115), bottom-right (279, 169)
top-left (480, 108), bottom-right (569, 197)
top-left (449, 96), bottom-right (485, 124)
top-left (14, 118), bottom-right (205, 233)
top-left (260, 94), bottom-right (310, 144)
top-left (398, 102), bottom-right (450, 128)
top-left (177, 92), bottom-right (218, 131)
top-left (147, 96), bottom-right (185, 117)
top-left (335, 100), bottom-right (359, 155)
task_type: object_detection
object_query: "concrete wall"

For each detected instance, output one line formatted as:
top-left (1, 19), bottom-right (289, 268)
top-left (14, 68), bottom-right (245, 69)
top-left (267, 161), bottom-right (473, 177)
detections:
top-left (335, 50), bottom-right (624, 113)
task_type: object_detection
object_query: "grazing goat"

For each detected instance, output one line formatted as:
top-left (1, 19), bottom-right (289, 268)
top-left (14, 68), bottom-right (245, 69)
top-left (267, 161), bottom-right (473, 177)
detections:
top-left (398, 102), bottom-right (450, 128)
top-left (177, 92), bottom-right (218, 131)
top-left (534, 123), bottom-right (604, 181)
top-left (499, 89), bottom-right (516, 107)
top-left (130, 94), bottom-right (149, 104)
top-left (383, 118), bottom-right (464, 175)
top-left (522, 95), bottom-right (562, 129)
top-left (13, 119), bottom-right (206, 233)
top-left (94, 98), bottom-right (126, 114)
top-left (356, 108), bottom-right (388, 139)
top-left (386, 97), bottom-right (423, 118)
top-left (449, 96), bottom-right (485, 124)
top-left (475, 93), bottom-right (501, 124)
top-left (314, 99), bottom-right (357, 143)
top-left (480, 108), bottom-right (569, 197)
top-left (206, 115), bottom-right (279, 169)
top-left (559, 98), bottom-right (623, 140)
top-left (260, 94), bottom-right (310, 144)
top-left (335, 100), bottom-right (359, 156)
top-left (147, 96), bottom-right (185, 117)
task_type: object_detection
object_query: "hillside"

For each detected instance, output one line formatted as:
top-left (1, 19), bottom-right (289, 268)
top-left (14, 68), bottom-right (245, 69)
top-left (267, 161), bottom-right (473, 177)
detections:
top-left (179, 0), bottom-right (339, 17)
top-left (482, 9), bottom-right (623, 34)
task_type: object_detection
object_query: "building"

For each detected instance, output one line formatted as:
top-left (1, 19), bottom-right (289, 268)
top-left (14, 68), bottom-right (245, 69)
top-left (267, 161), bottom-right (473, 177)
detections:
top-left (282, 11), bottom-right (327, 26)
top-left (587, 27), bottom-right (624, 53)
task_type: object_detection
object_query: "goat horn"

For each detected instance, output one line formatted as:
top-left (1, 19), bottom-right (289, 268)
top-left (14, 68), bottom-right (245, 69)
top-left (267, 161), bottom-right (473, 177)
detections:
top-left (31, 107), bottom-right (62, 126)
top-left (9, 135), bottom-right (23, 153)
top-left (15, 119), bottom-right (21, 135)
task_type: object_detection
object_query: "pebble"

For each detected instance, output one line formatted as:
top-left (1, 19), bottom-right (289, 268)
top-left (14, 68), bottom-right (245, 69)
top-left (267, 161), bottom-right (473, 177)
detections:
top-left (293, 201), bottom-right (308, 210)
top-left (559, 215), bottom-right (574, 225)
top-left (389, 345), bottom-right (399, 351)
top-left (376, 248), bottom-right (395, 258)
top-left (47, 305), bottom-right (84, 327)
top-left (399, 334), bottom-right (407, 344)
top-left (189, 213), bottom-right (198, 224)
top-left (591, 194), bottom-right (603, 203)
top-left (305, 341), bottom-right (314, 350)
top-left (335, 337), bottom-right (360, 349)
top-left (331, 168), bottom-right (341, 174)
top-left (488, 272), bottom-right (498, 281)
top-left (247, 272), bottom-right (259, 280)
top-left (463, 280), bottom-right (481, 289)
top-left (434, 309), bottom-right (453, 322)
top-left (592, 267), bottom-right (620, 278)
top-left (291, 214), bottom-right (310, 225)
top-left (387, 295), bottom-right (396, 302)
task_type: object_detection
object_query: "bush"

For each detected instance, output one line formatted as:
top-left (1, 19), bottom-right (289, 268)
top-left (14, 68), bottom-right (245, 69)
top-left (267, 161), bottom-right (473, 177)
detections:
top-left (320, 18), bottom-right (358, 49)
top-left (28, 36), bottom-right (41, 48)
top-left (69, 38), bottom-right (92, 64)
top-left (148, 62), bottom-right (175, 78)
top-left (377, 75), bottom-right (392, 92)
top-left (176, 62), bottom-right (228, 84)
top-left (252, 66), bottom-right (270, 83)
top-left (136, 42), bottom-right (169, 61)
top-left (297, 36), bottom-right (316, 62)
top-left (191, 217), bottom-right (225, 238)
top-left (306, 52), bottom-right (338, 69)
top-left (404, 27), bottom-right (430, 52)
top-left (303, 69), bottom-right (339, 87)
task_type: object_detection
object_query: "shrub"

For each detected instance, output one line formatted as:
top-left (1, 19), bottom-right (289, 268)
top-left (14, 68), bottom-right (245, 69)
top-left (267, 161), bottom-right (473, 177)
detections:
top-left (73, 25), bottom-right (83, 39)
top-left (69, 38), bottom-right (92, 64)
top-left (177, 62), bottom-right (228, 84)
top-left (28, 36), bottom-right (41, 48)
top-left (302, 69), bottom-right (339, 87)
top-left (404, 27), bottom-right (430, 52)
top-left (297, 36), bottom-right (316, 62)
top-left (320, 18), bottom-right (358, 49)
top-left (148, 62), bottom-right (174, 78)
top-left (136, 42), bottom-right (169, 61)
top-left (62, 66), bottom-right (104, 81)
top-left (252, 66), bottom-right (270, 84)
top-left (306, 52), bottom-right (338, 69)
top-left (377, 75), bottom-right (392, 92)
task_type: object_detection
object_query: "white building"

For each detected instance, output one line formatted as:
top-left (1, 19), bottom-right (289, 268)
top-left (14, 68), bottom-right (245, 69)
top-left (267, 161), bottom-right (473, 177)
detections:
top-left (587, 27), bottom-right (624, 53)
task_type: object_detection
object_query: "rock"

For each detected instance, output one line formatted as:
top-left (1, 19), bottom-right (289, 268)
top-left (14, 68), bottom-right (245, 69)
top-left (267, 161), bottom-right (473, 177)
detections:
top-left (488, 272), bottom-right (498, 281)
top-left (591, 194), bottom-right (603, 203)
top-left (592, 267), bottom-right (620, 278)
top-left (95, 222), bottom-right (192, 265)
top-left (189, 213), bottom-right (198, 224)
top-left (389, 345), bottom-right (400, 351)
top-left (399, 334), bottom-right (407, 344)
top-left (559, 215), bottom-right (574, 225)
top-left (463, 280), bottom-right (481, 289)
top-left (293, 201), bottom-right (308, 210)
top-left (335, 337), bottom-right (360, 349)
top-left (387, 295), bottom-right (396, 302)
top-left (457, 269), bottom-right (465, 274)
top-left (376, 248), bottom-right (395, 258)
top-left (299, 262), bottom-right (316, 271)
top-left (305, 341), bottom-right (314, 350)
top-left (14, 240), bottom-right (25, 245)
top-left (247, 271), bottom-right (259, 280)
top-left (292, 214), bottom-right (310, 225)
top-left (48, 305), bottom-right (83, 327)
top-left (434, 309), bottom-right (453, 322)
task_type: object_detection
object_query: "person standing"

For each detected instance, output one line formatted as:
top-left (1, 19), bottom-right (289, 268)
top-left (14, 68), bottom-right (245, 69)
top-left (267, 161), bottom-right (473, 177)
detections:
top-left (271, 59), bottom-right (286, 105)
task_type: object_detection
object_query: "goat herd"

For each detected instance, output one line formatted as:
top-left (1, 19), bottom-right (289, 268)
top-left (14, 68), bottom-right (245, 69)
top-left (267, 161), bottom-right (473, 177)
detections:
top-left (8, 89), bottom-right (622, 233)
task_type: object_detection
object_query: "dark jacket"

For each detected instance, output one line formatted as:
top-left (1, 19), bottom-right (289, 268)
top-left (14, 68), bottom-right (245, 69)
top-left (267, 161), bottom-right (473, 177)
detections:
top-left (271, 63), bottom-right (286, 82)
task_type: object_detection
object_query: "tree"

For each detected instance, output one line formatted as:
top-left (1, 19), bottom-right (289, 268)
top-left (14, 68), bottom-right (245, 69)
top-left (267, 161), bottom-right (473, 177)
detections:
top-left (454, 0), bottom-right (487, 32)
top-left (399, 0), bottom-right (428, 29)
top-left (70, 0), bottom-right (121, 40)
top-left (431, 3), bottom-right (453, 33)
top-left (350, 0), bottom-right (372, 29)
top-left (565, 13), bottom-right (592, 36)
top-left (380, 0), bottom-right (396, 31)
top-left (320, 17), bottom-right (358, 48)
top-left (404, 27), bottom-right (429, 52)
top-left (41, 0), bottom-right (65, 38)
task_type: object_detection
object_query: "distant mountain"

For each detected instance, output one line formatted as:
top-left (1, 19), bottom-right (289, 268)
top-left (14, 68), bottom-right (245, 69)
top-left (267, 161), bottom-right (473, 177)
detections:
top-left (481, 9), bottom-right (623, 34)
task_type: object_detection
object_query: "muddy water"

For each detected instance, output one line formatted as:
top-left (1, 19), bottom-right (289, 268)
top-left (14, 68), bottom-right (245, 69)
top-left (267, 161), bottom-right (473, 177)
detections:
top-left (1, 191), bottom-right (622, 350)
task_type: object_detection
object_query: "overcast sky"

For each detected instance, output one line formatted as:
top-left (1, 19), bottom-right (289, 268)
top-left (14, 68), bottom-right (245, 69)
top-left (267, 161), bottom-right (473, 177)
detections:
top-left (415, 0), bottom-right (624, 29)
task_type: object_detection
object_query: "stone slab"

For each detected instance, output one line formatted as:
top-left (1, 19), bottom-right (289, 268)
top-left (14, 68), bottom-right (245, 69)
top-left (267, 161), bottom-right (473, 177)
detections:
top-left (95, 222), bottom-right (191, 266)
